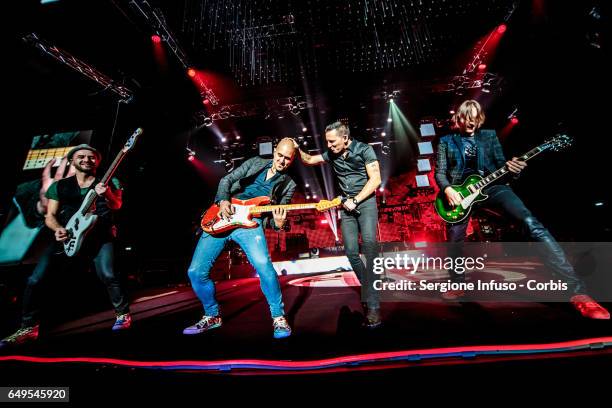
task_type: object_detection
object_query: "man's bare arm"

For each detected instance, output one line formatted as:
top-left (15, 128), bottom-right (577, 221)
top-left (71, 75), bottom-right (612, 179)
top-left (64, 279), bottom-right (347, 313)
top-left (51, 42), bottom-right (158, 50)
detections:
top-left (354, 161), bottom-right (382, 203)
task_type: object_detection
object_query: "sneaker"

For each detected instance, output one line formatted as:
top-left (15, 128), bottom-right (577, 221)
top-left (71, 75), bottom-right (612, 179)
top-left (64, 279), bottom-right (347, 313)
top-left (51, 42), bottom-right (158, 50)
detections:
top-left (183, 315), bottom-right (222, 335)
top-left (0, 326), bottom-right (39, 347)
top-left (272, 316), bottom-right (292, 339)
top-left (570, 295), bottom-right (610, 320)
top-left (112, 313), bottom-right (132, 331)
top-left (363, 308), bottom-right (382, 329)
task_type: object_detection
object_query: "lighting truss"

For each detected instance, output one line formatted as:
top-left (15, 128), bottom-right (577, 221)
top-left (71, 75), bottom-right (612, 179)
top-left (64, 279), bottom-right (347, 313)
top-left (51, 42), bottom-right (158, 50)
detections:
top-left (128, 0), bottom-right (219, 105)
top-left (23, 33), bottom-right (134, 101)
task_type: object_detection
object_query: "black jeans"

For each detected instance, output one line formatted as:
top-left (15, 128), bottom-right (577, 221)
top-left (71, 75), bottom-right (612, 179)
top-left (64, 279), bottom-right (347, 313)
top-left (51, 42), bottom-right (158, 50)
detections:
top-left (340, 196), bottom-right (380, 309)
top-left (21, 234), bottom-right (130, 328)
top-left (446, 185), bottom-right (584, 294)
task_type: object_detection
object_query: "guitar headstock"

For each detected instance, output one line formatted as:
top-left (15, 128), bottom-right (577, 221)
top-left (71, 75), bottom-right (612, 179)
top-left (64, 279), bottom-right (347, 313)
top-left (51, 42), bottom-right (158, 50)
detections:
top-left (542, 134), bottom-right (573, 152)
top-left (122, 128), bottom-right (143, 153)
top-left (315, 196), bottom-right (342, 212)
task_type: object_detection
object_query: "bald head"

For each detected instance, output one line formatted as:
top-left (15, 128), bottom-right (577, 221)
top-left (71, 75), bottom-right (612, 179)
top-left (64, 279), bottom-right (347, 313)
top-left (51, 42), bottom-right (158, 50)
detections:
top-left (272, 138), bottom-right (297, 172)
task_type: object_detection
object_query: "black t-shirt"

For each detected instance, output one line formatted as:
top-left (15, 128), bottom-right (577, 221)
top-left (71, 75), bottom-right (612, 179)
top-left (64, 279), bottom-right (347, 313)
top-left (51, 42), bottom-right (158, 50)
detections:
top-left (321, 140), bottom-right (378, 198)
top-left (461, 135), bottom-right (477, 178)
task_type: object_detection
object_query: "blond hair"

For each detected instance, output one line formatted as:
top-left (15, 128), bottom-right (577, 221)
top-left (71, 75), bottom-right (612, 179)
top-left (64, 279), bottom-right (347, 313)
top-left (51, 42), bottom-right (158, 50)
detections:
top-left (452, 100), bottom-right (486, 130)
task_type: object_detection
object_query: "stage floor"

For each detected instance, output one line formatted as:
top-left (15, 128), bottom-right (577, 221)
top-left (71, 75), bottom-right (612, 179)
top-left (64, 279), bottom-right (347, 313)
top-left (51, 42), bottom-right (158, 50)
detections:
top-left (1, 271), bottom-right (612, 371)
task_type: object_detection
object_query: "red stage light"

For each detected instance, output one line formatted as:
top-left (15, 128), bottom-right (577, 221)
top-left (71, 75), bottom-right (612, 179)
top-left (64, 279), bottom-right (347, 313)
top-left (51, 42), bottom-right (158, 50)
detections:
top-left (320, 219), bottom-right (328, 225)
top-left (497, 24), bottom-right (507, 34)
top-left (187, 68), bottom-right (196, 78)
top-left (202, 98), bottom-right (210, 105)
top-left (151, 35), bottom-right (161, 44)
top-left (478, 63), bottom-right (487, 70)
top-left (511, 117), bottom-right (519, 125)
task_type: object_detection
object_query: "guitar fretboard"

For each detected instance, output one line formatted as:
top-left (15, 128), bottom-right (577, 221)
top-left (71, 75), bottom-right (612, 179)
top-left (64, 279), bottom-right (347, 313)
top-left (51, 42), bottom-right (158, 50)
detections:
top-left (250, 203), bottom-right (318, 214)
top-left (473, 145), bottom-right (545, 190)
top-left (23, 147), bottom-right (73, 170)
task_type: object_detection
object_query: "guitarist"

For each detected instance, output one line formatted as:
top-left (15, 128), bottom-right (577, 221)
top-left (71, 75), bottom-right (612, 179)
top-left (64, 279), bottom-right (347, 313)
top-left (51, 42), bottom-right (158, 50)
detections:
top-left (183, 138), bottom-right (296, 339)
top-left (295, 121), bottom-right (383, 328)
top-left (1, 145), bottom-right (132, 348)
top-left (434, 99), bottom-right (609, 319)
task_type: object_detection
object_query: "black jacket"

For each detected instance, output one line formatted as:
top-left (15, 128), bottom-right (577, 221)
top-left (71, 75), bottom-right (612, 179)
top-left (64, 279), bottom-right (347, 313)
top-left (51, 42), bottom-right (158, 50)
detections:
top-left (213, 156), bottom-right (296, 229)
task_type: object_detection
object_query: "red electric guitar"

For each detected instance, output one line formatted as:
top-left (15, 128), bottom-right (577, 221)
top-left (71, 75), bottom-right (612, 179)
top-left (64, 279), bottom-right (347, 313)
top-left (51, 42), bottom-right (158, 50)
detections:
top-left (200, 196), bottom-right (341, 235)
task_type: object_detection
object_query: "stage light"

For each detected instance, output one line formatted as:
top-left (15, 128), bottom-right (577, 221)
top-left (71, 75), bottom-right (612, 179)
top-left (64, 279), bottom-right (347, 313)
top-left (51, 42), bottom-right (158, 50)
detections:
top-left (419, 123), bottom-right (436, 137)
top-left (305, 183), bottom-right (309, 188)
top-left (306, 195), bottom-right (311, 200)
top-left (417, 159), bottom-right (431, 172)
top-left (595, 202), bottom-right (604, 207)
top-left (418, 141), bottom-right (434, 155)
top-left (320, 219), bottom-right (328, 225)
top-left (202, 98), bottom-right (210, 105)
top-left (236, 135), bottom-right (241, 140)
top-left (379, 187), bottom-right (385, 192)
top-left (151, 34), bottom-right (162, 44)
top-left (511, 117), bottom-right (519, 125)
top-left (415, 175), bottom-right (430, 187)
top-left (478, 63), bottom-right (487, 70)
top-left (387, 118), bottom-right (393, 123)
top-left (497, 24), bottom-right (507, 34)
top-left (313, 194), bottom-right (317, 199)
top-left (221, 137), bottom-right (227, 142)
top-left (187, 68), bottom-right (196, 78)
top-left (381, 132), bottom-right (386, 137)
top-left (302, 127), bottom-right (308, 132)
top-left (449, 110), bottom-right (455, 115)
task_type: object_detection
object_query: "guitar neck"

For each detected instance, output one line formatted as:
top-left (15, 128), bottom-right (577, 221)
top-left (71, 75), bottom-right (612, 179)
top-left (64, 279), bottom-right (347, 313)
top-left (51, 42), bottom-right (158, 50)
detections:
top-left (250, 203), bottom-right (318, 214)
top-left (475, 145), bottom-right (546, 190)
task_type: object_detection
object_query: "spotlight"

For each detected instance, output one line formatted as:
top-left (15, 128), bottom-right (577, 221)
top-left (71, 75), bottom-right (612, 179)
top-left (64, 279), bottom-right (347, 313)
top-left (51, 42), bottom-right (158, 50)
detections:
top-left (305, 183), bottom-right (309, 188)
top-left (221, 137), bottom-right (227, 142)
top-left (387, 118), bottom-right (393, 123)
top-left (187, 68), bottom-right (196, 78)
top-left (478, 63), bottom-right (487, 70)
top-left (202, 98), bottom-right (210, 105)
top-left (379, 187), bottom-right (385, 192)
top-left (302, 127), bottom-right (308, 132)
top-left (449, 110), bottom-right (455, 115)
top-left (306, 195), bottom-right (311, 200)
top-left (313, 194), bottom-right (317, 199)
top-left (151, 35), bottom-right (162, 44)
top-left (236, 135), bottom-right (241, 140)
top-left (381, 132), bottom-right (386, 137)
top-left (510, 117), bottom-right (519, 125)
top-left (497, 24), bottom-right (507, 34)
top-left (186, 147), bottom-right (196, 161)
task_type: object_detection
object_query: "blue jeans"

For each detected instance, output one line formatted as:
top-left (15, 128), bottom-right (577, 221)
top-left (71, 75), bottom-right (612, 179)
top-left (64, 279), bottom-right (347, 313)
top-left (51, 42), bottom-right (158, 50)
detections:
top-left (340, 196), bottom-right (380, 309)
top-left (187, 222), bottom-right (285, 318)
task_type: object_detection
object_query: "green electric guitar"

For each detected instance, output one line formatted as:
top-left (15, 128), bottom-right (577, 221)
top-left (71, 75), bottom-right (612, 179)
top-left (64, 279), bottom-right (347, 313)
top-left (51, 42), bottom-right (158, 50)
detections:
top-left (434, 134), bottom-right (573, 223)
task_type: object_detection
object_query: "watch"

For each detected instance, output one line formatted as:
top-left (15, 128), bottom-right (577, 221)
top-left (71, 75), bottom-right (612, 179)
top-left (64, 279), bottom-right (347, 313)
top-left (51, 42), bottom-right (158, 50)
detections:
top-left (351, 197), bottom-right (358, 205)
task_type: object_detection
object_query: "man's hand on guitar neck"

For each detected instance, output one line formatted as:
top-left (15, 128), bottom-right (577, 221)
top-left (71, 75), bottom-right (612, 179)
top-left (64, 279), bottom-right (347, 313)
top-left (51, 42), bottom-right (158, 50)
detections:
top-left (506, 157), bottom-right (527, 174)
top-left (444, 187), bottom-right (463, 207)
top-left (218, 200), bottom-right (235, 221)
